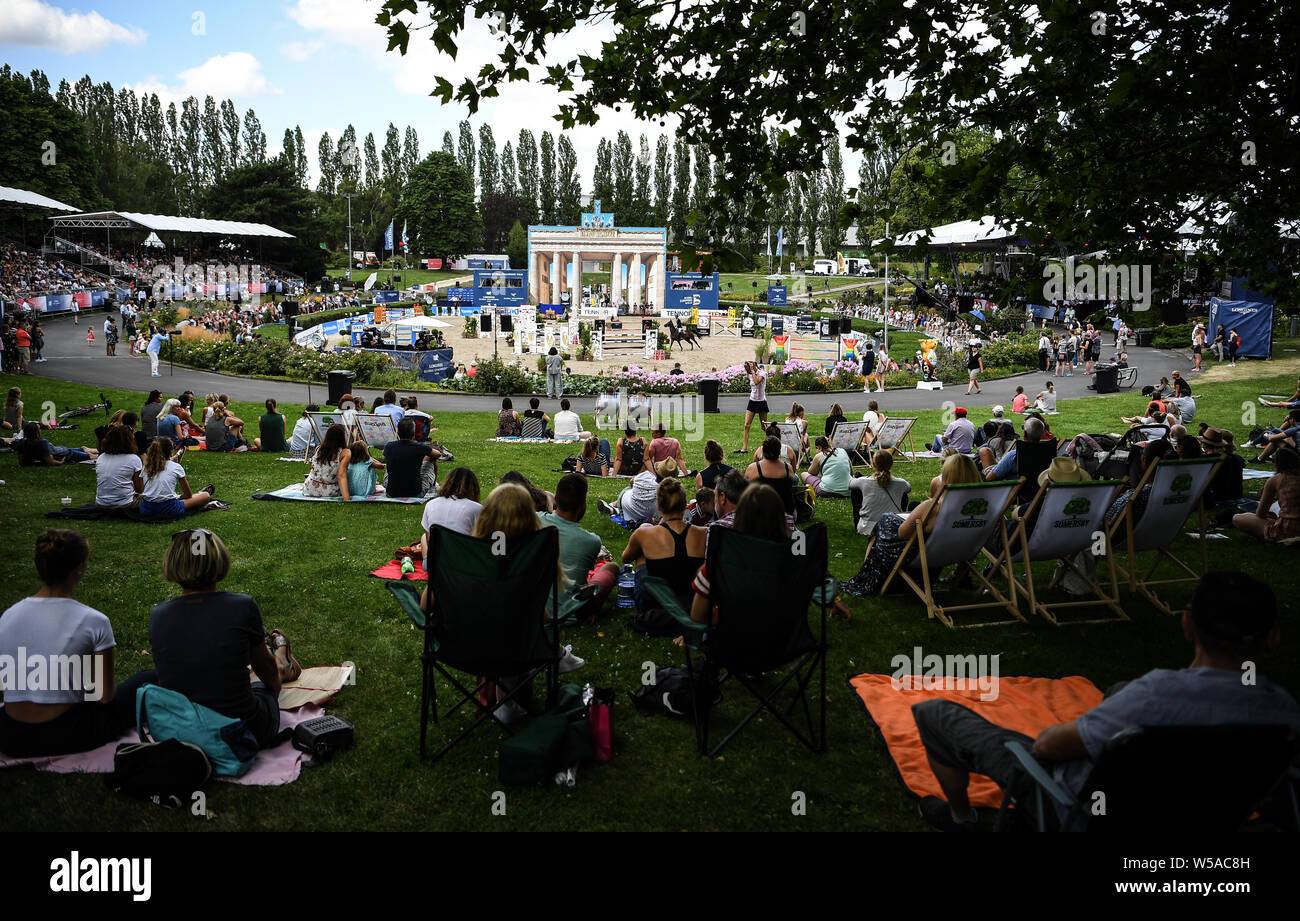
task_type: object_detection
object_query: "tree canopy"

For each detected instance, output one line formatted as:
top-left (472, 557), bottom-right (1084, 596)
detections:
top-left (397, 151), bottom-right (483, 260)
top-left (200, 158), bottom-right (328, 279)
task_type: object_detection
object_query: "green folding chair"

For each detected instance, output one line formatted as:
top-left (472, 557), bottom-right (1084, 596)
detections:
top-left (393, 524), bottom-right (561, 762)
top-left (643, 522), bottom-right (834, 757)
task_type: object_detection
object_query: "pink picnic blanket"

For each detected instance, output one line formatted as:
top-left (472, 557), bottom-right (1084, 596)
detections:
top-left (0, 704), bottom-right (326, 786)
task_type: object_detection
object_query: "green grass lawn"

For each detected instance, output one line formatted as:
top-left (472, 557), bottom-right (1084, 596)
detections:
top-left (325, 267), bottom-right (468, 287)
top-left (0, 371), bottom-right (1296, 831)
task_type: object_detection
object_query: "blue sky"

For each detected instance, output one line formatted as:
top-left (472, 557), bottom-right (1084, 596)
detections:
top-left (1, 0), bottom-right (859, 194)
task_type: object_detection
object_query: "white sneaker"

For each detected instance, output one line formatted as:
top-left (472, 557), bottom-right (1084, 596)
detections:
top-left (597, 499), bottom-right (614, 516)
top-left (557, 644), bottom-right (586, 674)
top-left (493, 699), bottom-right (529, 725)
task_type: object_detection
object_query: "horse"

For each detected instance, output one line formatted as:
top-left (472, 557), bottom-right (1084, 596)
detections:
top-left (666, 318), bottom-right (702, 351)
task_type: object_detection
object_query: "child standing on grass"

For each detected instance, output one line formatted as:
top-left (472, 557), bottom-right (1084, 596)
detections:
top-left (346, 440), bottom-right (385, 498)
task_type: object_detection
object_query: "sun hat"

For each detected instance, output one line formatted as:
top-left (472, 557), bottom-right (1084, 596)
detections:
top-left (1038, 456), bottom-right (1092, 489)
top-left (654, 457), bottom-right (679, 478)
top-left (1198, 428), bottom-right (1228, 449)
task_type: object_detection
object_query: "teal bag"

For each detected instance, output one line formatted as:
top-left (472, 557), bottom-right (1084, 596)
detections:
top-left (136, 684), bottom-right (259, 777)
top-left (498, 683), bottom-right (595, 786)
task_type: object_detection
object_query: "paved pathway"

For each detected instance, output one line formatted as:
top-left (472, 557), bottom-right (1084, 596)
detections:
top-left (30, 311), bottom-right (1191, 415)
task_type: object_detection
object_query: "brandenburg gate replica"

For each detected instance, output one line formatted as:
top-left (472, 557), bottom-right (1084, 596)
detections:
top-left (527, 201), bottom-right (668, 310)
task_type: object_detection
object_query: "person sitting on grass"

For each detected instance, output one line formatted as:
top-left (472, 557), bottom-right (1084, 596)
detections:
top-left (623, 476), bottom-right (707, 616)
top-left (850, 448), bottom-right (911, 538)
top-left (257, 398), bottom-right (289, 453)
top-left (3, 386), bottom-right (23, 432)
top-left (114, 529), bottom-right (298, 750)
top-left (383, 419), bottom-right (439, 499)
top-left (94, 425), bottom-right (143, 509)
top-left (204, 402), bottom-right (238, 452)
top-left (911, 571), bottom-right (1300, 830)
top-left (694, 439), bottom-right (734, 491)
top-left (374, 389), bottom-right (404, 428)
top-left (1233, 446), bottom-right (1300, 542)
top-left (578, 435), bottom-right (611, 477)
top-left (289, 404), bottom-right (319, 457)
top-left (303, 423), bottom-right (352, 499)
top-left (540, 473), bottom-right (619, 624)
top-left (139, 437), bottom-right (215, 518)
top-left (1033, 381), bottom-right (1057, 413)
top-left (1251, 412), bottom-right (1300, 464)
top-left (1198, 427), bottom-right (1244, 508)
top-left (613, 424), bottom-right (651, 476)
top-left (1011, 386), bottom-right (1028, 414)
top-left (346, 440), bottom-right (385, 498)
top-left (501, 470), bottom-right (556, 513)
top-left (553, 399), bottom-right (589, 441)
top-left (421, 468), bottom-right (484, 556)
top-left (802, 435), bottom-right (852, 498)
top-left (746, 435), bottom-right (799, 524)
top-left (0, 530), bottom-right (121, 757)
top-left (685, 486), bottom-right (716, 526)
top-left (495, 397), bottom-right (522, 437)
top-left (600, 457), bottom-right (674, 524)
top-left (521, 397), bottom-right (553, 438)
top-left (16, 421), bottom-right (99, 466)
top-left (824, 402), bottom-right (848, 438)
top-left (648, 421), bottom-right (688, 475)
top-left (140, 390), bottom-right (163, 440)
top-left (1258, 380), bottom-right (1300, 409)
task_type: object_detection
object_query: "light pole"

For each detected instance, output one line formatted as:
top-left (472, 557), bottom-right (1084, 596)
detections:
top-left (343, 192), bottom-right (357, 284)
top-left (883, 221), bottom-right (890, 352)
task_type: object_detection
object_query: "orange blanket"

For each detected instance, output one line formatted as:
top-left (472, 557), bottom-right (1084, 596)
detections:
top-left (849, 673), bottom-right (1103, 808)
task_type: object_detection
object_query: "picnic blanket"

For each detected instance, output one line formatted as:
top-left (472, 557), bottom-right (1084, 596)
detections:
top-left (45, 502), bottom-right (184, 524)
top-left (849, 672), bottom-right (1103, 808)
top-left (252, 482), bottom-right (428, 503)
top-left (0, 704), bottom-right (328, 786)
top-left (278, 664), bottom-right (354, 710)
top-left (370, 558), bottom-right (428, 581)
top-left (488, 436), bottom-right (581, 444)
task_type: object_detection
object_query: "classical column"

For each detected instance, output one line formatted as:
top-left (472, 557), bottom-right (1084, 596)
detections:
top-left (611, 251), bottom-right (623, 302)
top-left (552, 251), bottom-right (562, 300)
top-left (630, 252), bottom-right (643, 307)
top-left (646, 254), bottom-right (659, 311)
top-left (528, 249), bottom-right (539, 305)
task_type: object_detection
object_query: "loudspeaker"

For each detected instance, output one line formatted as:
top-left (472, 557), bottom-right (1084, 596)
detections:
top-left (500, 314), bottom-right (514, 332)
top-left (281, 301), bottom-right (299, 319)
top-left (480, 314), bottom-right (492, 333)
top-left (841, 316), bottom-right (853, 333)
top-left (595, 319), bottom-right (606, 334)
top-left (642, 319), bottom-right (654, 334)
top-left (827, 318), bottom-right (841, 336)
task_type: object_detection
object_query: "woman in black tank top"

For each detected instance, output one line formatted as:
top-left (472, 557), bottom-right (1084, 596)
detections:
top-left (746, 436), bottom-right (796, 515)
top-left (695, 439), bottom-right (734, 491)
top-left (621, 477), bottom-right (707, 610)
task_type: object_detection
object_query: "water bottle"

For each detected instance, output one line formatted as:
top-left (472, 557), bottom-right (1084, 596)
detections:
top-left (616, 564), bottom-right (636, 609)
top-left (400, 557), bottom-right (415, 578)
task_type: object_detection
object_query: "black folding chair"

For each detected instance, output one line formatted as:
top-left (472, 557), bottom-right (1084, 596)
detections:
top-left (398, 524), bottom-right (561, 762)
top-left (1013, 437), bottom-right (1059, 502)
top-left (643, 523), bottom-right (834, 757)
top-left (996, 724), bottom-right (1299, 831)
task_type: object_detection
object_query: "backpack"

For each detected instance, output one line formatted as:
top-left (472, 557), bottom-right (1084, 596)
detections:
top-left (794, 483), bottom-right (817, 523)
top-left (499, 683), bottom-right (595, 785)
top-left (105, 738), bottom-right (212, 809)
top-left (629, 665), bottom-right (720, 718)
top-left (560, 456), bottom-right (579, 473)
top-left (136, 683), bottom-right (259, 777)
top-left (629, 604), bottom-right (682, 637)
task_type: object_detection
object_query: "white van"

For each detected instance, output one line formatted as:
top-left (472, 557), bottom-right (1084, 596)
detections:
top-left (812, 259), bottom-right (837, 275)
top-left (845, 257), bottom-right (875, 277)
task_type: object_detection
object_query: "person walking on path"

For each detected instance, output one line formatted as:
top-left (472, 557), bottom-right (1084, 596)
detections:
top-left (965, 342), bottom-right (984, 394)
top-left (545, 347), bottom-right (564, 399)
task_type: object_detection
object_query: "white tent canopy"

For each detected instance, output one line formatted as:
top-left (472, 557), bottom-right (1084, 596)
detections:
top-left (142, 231), bottom-right (164, 248)
top-left (385, 315), bottom-right (455, 330)
top-left (880, 217), bottom-right (1022, 249)
top-left (51, 210), bottom-right (294, 238)
top-left (0, 185), bottom-right (78, 212)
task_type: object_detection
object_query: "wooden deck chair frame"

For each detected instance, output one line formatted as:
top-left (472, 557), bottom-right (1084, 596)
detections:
top-left (1106, 457), bottom-right (1222, 615)
top-left (871, 416), bottom-right (918, 463)
top-left (880, 479), bottom-right (1025, 628)
top-left (829, 420), bottom-right (873, 475)
top-left (1002, 480), bottom-right (1125, 625)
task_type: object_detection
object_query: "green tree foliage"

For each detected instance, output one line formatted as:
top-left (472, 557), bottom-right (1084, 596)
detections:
top-left (592, 138), bottom-right (613, 209)
top-left (653, 134), bottom-right (672, 227)
top-left (539, 131), bottom-right (557, 224)
top-left (507, 220), bottom-right (528, 270)
top-left (481, 192), bottom-right (531, 251)
top-left (516, 129), bottom-right (539, 223)
top-left (398, 151), bottom-right (483, 260)
top-left (200, 158), bottom-right (327, 279)
top-left (612, 130), bottom-right (634, 219)
top-left (0, 68), bottom-right (100, 213)
top-left (556, 135), bottom-right (582, 224)
top-left (456, 120), bottom-right (476, 194)
top-left (478, 124), bottom-right (498, 197)
top-left (670, 137), bottom-right (691, 240)
top-left (500, 140), bottom-right (517, 197)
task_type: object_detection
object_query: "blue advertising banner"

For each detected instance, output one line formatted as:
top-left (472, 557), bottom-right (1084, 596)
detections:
top-left (1209, 298), bottom-right (1273, 359)
top-left (89, 290), bottom-right (106, 306)
top-left (46, 294), bottom-right (70, 311)
top-left (372, 290), bottom-right (401, 304)
top-left (472, 269), bottom-right (528, 311)
top-left (766, 285), bottom-right (787, 306)
top-left (664, 272), bottom-right (720, 312)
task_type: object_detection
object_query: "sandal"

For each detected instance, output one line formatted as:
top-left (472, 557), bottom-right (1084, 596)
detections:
top-left (268, 630), bottom-right (303, 682)
top-left (202, 483), bottom-right (216, 497)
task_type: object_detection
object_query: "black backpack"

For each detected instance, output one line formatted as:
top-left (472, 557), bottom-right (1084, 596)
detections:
top-left (629, 665), bottom-right (720, 718)
top-left (105, 739), bottom-right (212, 809)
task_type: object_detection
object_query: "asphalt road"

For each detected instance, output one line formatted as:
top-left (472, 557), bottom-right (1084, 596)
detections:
top-left (27, 311), bottom-right (1190, 415)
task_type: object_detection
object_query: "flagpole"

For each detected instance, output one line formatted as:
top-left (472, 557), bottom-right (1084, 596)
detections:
top-left (883, 221), bottom-right (890, 353)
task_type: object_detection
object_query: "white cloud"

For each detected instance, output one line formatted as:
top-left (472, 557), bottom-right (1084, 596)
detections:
top-left (176, 52), bottom-right (281, 98)
top-left (281, 40), bottom-right (324, 62)
top-left (0, 0), bottom-right (145, 53)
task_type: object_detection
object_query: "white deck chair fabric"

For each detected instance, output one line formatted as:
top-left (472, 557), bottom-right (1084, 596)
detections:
top-left (1010, 482), bottom-right (1122, 563)
top-left (912, 481), bottom-right (1021, 570)
top-left (1129, 458), bottom-right (1220, 552)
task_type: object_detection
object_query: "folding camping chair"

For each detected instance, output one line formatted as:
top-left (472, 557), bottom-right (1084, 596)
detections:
top-left (995, 724), bottom-right (1299, 832)
top-left (398, 524), bottom-right (562, 762)
top-left (1106, 456), bottom-right (1222, 615)
top-left (641, 523), bottom-right (835, 757)
top-left (1013, 438), bottom-right (1059, 502)
top-left (880, 480), bottom-right (1024, 628)
top-left (1002, 480), bottom-right (1125, 625)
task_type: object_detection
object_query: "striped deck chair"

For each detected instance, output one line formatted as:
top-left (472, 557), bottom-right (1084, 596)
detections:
top-left (880, 479), bottom-right (1024, 627)
top-left (1002, 480), bottom-right (1125, 625)
top-left (1106, 457), bottom-right (1222, 615)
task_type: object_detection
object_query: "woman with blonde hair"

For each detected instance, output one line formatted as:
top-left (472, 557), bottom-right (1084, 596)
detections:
top-left (113, 529), bottom-right (296, 748)
top-left (622, 477), bottom-right (707, 614)
top-left (139, 436), bottom-right (214, 518)
top-left (844, 453), bottom-right (979, 595)
top-left (849, 447), bottom-right (912, 537)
